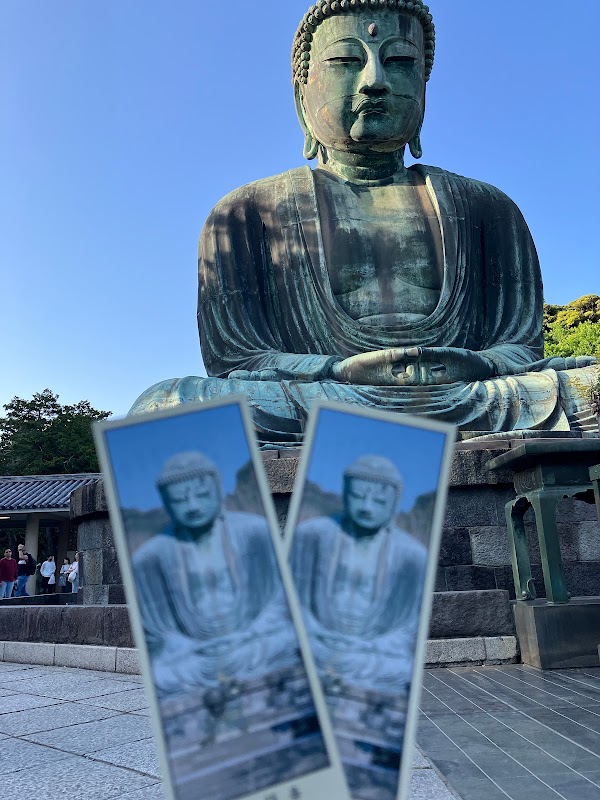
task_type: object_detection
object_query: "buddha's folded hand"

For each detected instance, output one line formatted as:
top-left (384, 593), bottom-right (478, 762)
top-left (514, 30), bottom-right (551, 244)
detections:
top-left (331, 347), bottom-right (495, 386)
top-left (414, 347), bottom-right (496, 385)
top-left (228, 369), bottom-right (297, 381)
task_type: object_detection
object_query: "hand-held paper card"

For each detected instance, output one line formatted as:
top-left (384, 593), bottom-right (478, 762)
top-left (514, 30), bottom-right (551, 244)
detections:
top-left (94, 397), bottom-right (351, 800)
top-left (284, 402), bottom-right (455, 800)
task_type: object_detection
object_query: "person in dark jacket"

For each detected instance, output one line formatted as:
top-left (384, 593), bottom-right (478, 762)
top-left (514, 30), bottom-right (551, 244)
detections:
top-left (15, 544), bottom-right (36, 597)
top-left (0, 548), bottom-right (18, 599)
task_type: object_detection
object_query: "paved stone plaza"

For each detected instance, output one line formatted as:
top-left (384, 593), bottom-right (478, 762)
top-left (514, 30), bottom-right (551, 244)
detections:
top-left (418, 665), bottom-right (600, 800)
top-left (3, 660), bottom-right (600, 799)
top-left (0, 661), bottom-right (457, 800)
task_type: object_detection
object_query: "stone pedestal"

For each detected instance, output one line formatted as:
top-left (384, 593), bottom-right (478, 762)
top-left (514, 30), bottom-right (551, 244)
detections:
top-left (514, 597), bottom-right (600, 669)
top-left (70, 481), bottom-right (125, 605)
top-left (69, 444), bottom-right (599, 628)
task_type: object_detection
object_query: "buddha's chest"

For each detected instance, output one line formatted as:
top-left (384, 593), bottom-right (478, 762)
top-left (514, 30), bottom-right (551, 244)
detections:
top-left (325, 536), bottom-right (387, 635)
top-left (315, 173), bottom-right (444, 326)
top-left (182, 538), bottom-right (238, 613)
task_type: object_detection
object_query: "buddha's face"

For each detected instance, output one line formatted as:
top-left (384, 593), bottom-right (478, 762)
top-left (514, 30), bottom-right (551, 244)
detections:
top-left (299, 10), bottom-right (425, 154)
top-left (164, 475), bottom-right (220, 531)
top-left (344, 477), bottom-right (397, 533)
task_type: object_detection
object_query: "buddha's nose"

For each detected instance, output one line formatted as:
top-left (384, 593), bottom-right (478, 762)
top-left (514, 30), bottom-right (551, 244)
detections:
top-left (359, 51), bottom-right (389, 96)
top-left (360, 497), bottom-right (376, 514)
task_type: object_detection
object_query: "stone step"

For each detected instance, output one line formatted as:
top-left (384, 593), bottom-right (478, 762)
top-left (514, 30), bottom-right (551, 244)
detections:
top-left (0, 592), bottom-right (77, 606)
top-left (0, 635), bottom-right (518, 674)
top-left (0, 589), bottom-right (515, 649)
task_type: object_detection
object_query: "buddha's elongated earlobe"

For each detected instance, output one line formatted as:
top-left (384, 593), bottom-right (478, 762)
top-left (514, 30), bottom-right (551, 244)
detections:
top-left (408, 126), bottom-right (423, 160)
top-left (295, 82), bottom-right (319, 161)
top-left (304, 132), bottom-right (319, 160)
top-left (409, 95), bottom-right (426, 160)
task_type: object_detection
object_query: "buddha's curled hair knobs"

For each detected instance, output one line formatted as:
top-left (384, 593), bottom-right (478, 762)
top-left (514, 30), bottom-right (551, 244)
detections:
top-left (292, 0), bottom-right (435, 85)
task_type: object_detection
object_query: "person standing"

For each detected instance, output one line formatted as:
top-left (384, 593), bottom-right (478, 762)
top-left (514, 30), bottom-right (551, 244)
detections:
top-left (67, 552), bottom-right (79, 593)
top-left (0, 548), bottom-right (18, 599)
top-left (40, 556), bottom-right (56, 594)
top-left (15, 544), bottom-right (37, 597)
top-left (58, 558), bottom-right (71, 593)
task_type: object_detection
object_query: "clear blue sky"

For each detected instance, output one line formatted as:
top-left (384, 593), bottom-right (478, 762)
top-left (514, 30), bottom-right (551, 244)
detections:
top-left (2, 1), bottom-right (598, 416)
top-left (103, 402), bottom-right (254, 512)
top-left (305, 408), bottom-right (448, 511)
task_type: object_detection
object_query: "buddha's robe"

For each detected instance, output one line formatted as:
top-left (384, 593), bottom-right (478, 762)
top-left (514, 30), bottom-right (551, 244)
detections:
top-left (290, 515), bottom-right (427, 692)
top-left (131, 166), bottom-right (597, 443)
top-left (132, 512), bottom-right (298, 693)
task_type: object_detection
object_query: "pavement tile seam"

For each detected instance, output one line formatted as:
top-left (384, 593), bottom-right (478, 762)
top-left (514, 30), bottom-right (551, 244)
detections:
top-left (21, 719), bottom-right (154, 756)
top-left (452, 669), bottom-right (600, 762)
top-left (0, 694), bottom-right (65, 714)
top-left (424, 675), bottom-right (581, 778)
top-left (550, 670), bottom-right (600, 694)
top-left (424, 671), bottom-right (600, 785)
top-left (4, 752), bottom-right (160, 800)
top-left (82, 742), bottom-right (160, 780)
top-left (0, 680), bottom-right (147, 702)
top-left (419, 710), bottom-right (519, 798)
top-left (509, 666), bottom-right (600, 704)
top-left (8, 726), bottom-right (158, 777)
top-left (467, 668), bottom-right (600, 741)
top-left (419, 714), bottom-right (582, 800)
top-left (488, 666), bottom-right (600, 718)
top-left (0, 708), bottom-right (125, 737)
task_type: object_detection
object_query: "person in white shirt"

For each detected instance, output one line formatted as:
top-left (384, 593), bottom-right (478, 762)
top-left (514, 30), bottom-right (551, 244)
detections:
top-left (40, 556), bottom-right (56, 594)
top-left (58, 558), bottom-right (71, 593)
top-left (66, 553), bottom-right (79, 593)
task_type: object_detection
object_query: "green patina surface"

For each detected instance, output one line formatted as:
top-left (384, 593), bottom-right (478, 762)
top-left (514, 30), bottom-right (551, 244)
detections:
top-left (489, 441), bottom-right (600, 605)
top-left (130, 4), bottom-right (597, 445)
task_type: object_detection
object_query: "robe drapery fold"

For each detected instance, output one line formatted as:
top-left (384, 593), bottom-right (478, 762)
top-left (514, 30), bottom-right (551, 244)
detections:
top-left (198, 165), bottom-right (546, 376)
top-left (130, 166), bottom-right (597, 441)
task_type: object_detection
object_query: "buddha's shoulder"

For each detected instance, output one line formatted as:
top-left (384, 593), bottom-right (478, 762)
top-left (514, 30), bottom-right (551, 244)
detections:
top-left (389, 527), bottom-right (427, 563)
top-left (132, 530), bottom-right (177, 564)
top-left (419, 165), bottom-right (521, 210)
top-left (204, 168), bottom-right (309, 217)
top-left (295, 515), bottom-right (343, 538)
top-left (224, 511), bottom-right (271, 536)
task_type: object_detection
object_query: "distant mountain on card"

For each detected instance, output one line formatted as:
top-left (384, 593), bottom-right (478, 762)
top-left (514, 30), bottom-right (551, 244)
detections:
top-left (224, 459), bottom-right (263, 514)
top-left (396, 491), bottom-right (437, 546)
top-left (121, 506), bottom-right (170, 552)
top-left (295, 482), bottom-right (343, 522)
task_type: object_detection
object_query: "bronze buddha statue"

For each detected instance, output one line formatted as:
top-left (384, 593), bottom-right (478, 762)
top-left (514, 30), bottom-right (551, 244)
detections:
top-left (131, 0), bottom-right (598, 444)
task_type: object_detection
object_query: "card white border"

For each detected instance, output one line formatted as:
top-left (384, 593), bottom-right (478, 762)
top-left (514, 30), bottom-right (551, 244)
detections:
top-left (283, 399), bottom-right (456, 800)
top-left (94, 395), bottom-right (352, 800)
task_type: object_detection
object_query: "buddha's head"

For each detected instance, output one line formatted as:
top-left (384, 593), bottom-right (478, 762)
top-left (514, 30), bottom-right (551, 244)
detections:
top-left (157, 451), bottom-right (222, 533)
top-left (342, 455), bottom-right (403, 534)
top-left (293, 0), bottom-right (434, 161)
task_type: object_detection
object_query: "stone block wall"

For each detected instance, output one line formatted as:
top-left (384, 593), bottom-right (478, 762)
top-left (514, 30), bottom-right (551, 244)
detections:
top-left (69, 447), bottom-right (600, 617)
top-left (0, 605), bottom-right (133, 648)
top-left (438, 449), bottom-right (600, 599)
top-left (70, 481), bottom-right (126, 605)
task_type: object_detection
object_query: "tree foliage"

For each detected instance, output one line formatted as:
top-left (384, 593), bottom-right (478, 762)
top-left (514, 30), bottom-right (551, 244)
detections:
top-left (0, 390), bottom-right (111, 476)
top-left (544, 295), bottom-right (600, 358)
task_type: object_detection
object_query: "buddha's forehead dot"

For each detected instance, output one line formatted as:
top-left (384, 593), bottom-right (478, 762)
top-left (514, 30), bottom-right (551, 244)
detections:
top-left (313, 12), bottom-right (414, 48)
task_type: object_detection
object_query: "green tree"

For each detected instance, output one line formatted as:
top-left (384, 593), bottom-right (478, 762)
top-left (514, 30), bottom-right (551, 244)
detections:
top-left (0, 389), bottom-right (111, 475)
top-left (544, 295), bottom-right (600, 358)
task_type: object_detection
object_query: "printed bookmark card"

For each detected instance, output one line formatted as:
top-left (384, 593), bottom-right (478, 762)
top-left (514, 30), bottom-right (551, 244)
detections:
top-left (94, 397), bottom-right (351, 800)
top-left (284, 401), bottom-right (455, 800)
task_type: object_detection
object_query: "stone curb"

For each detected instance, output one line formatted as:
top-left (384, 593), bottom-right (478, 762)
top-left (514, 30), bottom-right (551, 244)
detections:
top-left (0, 636), bottom-right (517, 673)
top-left (0, 641), bottom-right (140, 673)
top-left (425, 635), bottom-right (518, 667)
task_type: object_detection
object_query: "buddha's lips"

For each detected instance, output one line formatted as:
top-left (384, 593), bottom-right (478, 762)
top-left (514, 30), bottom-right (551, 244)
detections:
top-left (354, 99), bottom-right (388, 115)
